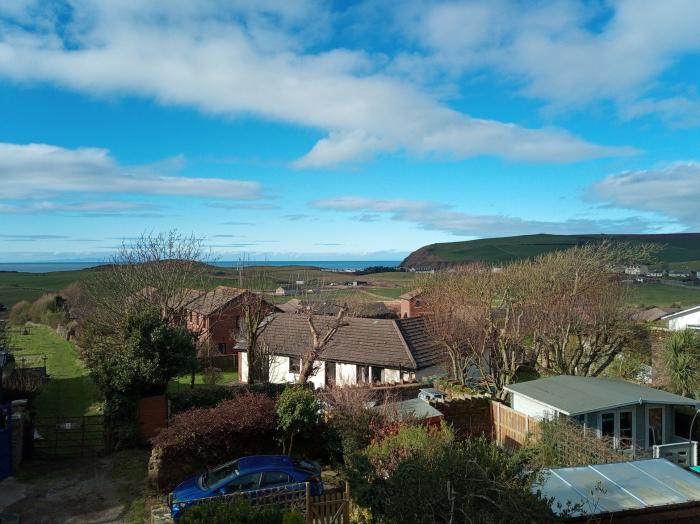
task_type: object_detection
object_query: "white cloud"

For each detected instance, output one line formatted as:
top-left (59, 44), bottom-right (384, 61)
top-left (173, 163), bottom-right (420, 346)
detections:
top-left (590, 162), bottom-right (700, 226)
top-left (313, 196), bottom-right (662, 237)
top-left (403, 0), bottom-right (700, 123)
top-left (0, 2), bottom-right (629, 166)
top-left (0, 142), bottom-right (262, 202)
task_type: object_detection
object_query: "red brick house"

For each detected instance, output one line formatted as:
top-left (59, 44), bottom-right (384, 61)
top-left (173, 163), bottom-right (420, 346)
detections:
top-left (179, 286), bottom-right (254, 356)
top-left (399, 289), bottom-right (428, 318)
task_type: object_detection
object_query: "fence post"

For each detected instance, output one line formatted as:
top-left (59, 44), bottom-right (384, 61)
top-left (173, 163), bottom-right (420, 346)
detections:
top-left (305, 482), bottom-right (311, 520)
top-left (80, 417), bottom-right (86, 458)
top-left (345, 480), bottom-right (351, 521)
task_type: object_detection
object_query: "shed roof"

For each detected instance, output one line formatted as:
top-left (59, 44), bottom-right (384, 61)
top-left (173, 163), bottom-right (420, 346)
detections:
top-left (384, 398), bottom-right (444, 421)
top-left (538, 459), bottom-right (700, 517)
top-left (398, 289), bottom-right (423, 301)
top-left (504, 375), bottom-right (697, 415)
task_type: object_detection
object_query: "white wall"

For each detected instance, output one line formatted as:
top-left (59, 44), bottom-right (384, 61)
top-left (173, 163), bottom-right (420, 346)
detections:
top-left (240, 353), bottom-right (405, 389)
top-left (511, 393), bottom-right (558, 420)
top-left (669, 309), bottom-right (700, 331)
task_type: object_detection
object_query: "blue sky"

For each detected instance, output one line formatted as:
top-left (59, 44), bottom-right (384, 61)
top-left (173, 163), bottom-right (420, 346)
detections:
top-left (1, 0), bottom-right (700, 262)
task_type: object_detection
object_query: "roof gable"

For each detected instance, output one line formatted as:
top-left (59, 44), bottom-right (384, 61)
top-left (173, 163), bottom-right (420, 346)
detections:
top-left (185, 286), bottom-right (248, 315)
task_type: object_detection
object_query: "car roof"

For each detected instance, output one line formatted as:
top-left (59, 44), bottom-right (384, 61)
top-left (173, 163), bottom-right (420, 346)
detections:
top-left (238, 455), bottom-right (293, 473)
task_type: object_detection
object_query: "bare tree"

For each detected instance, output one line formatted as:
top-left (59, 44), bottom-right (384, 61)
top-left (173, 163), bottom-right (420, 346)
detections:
top-left (297, 304), bottom-right (349, 384)
top-left (526, 242), bottom-right (649, 377)
top-left (420, 265), bottom-right (531, 398)
top-left (238, 292), bottom-right (276, 384)
top-left (84, 230), bottom-right (213, 330)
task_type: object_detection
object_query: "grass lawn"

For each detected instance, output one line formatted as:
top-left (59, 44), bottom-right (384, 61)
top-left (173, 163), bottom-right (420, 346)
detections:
top-left (167, 370), bottom-right (239, 394)
top-left (9, 324), bottom-right (103, 417)
top-left (0, 269), bottom-right (87, 308)
top-left (626, 282), bottom-right (700, 308)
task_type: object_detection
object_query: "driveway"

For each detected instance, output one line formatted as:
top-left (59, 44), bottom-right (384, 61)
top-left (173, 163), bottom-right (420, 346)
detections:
top-left (0, 450), bottom-right (149, 524)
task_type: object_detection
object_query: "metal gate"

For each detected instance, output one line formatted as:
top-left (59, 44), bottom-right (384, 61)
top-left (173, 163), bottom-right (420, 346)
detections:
top-left (0, 404), bottom-right (12, 481)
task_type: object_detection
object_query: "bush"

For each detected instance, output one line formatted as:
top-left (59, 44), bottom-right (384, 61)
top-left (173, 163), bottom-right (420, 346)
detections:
top-left (9, 300), bottom-right (31, 326)
top-left (365, 423), bottom-right (453, 478)
top-left (348, 434), bottom-right (554, 524)
top-left (149, 393), bottom-right (277, 490)
top-left (276, 386), bottom-right (319, 455)
top-left (169, 383), bottom-right (289, 415)
top-left (179, 498), bottom-right (305, 524)
top-left (202, 366), bottom-right (224, 385)
top-left (1, 369), bottom-right (43, 403)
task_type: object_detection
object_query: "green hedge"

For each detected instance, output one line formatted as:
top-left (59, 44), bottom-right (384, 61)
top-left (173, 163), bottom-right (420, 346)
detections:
top-left (169, 383), bottom-right (289, 415)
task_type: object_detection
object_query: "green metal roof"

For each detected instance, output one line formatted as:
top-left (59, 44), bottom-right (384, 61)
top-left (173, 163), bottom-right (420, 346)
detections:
top-left (504, 375), bottom-right (698, 415)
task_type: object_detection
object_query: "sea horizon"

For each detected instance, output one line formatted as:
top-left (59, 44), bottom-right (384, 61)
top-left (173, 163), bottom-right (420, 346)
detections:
top-left (0, 260), bottom-right (402, 273)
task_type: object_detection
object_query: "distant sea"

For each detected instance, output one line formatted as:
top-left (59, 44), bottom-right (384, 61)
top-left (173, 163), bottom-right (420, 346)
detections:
top-left (0, 260), bottom-right (402, 273)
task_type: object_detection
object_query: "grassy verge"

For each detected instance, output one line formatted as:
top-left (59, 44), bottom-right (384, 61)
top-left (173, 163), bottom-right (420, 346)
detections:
top-left (9, 324), bottom-right (103, 417)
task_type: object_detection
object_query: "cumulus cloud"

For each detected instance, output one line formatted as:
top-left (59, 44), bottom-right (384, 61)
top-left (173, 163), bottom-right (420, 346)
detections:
top-left (400, 0), bottom-right (700, 123)
top-left (0, 2), bottom-right (629, 166)
top-left (313, 196), bottom-right (660, 237)
top-left (590, 162), bottom-right (700, 226)
top-left (0, 142), bottom-right (262, 202)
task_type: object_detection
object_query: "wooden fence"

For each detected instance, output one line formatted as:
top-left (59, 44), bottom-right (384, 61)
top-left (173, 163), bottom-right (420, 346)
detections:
top-left (491, 401), bottom-right (539, 449)
top-left (162, 482), bottom-right (351, 524)
top-left (33, 415), bottom-right (104, 458)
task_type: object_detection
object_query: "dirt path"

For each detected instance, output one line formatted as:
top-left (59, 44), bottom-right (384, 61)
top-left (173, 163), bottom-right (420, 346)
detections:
top-left (0, 450), bottom-right (149, 524)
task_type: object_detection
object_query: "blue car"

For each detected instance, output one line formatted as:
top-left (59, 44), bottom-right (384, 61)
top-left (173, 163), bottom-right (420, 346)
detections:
top-left (169, 455), bottom-right (323, 519)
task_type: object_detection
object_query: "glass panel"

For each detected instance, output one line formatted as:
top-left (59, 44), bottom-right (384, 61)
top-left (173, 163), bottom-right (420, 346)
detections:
top-left (357, 365), bottom-right (368, 383)
top-left (289, 357), bottom-right (300, 373)
top-left (601, 412), bottom-right (615, 438)
top-left (325, 362), bottom-right (336, 385)
top-left (227, 472), bottom-right (261, 492)
top-left (619, 411), bottom-right (633, 449)
top-left (371, 367), bottom-right (384, 383)
top-left (261, 471), bottom-right (291, 487)
top-left (648, 407), bottom-right (664, 446)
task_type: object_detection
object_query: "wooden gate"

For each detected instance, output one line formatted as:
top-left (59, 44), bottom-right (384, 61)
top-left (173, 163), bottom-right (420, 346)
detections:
top-left (308, 483), bottom-right (351, 524)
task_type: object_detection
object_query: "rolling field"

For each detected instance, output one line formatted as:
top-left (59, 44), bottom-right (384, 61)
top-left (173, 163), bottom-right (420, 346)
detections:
top-left (626, 283), bottom-right (700, 308)
top-left (0, 266), bottom-right (417, 308)
top-left (402, 233), bottom-right (700, 267)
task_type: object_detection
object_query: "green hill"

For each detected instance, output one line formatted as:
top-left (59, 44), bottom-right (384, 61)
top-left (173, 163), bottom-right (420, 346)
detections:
top-left (400, 233), bottom-right (700, 269)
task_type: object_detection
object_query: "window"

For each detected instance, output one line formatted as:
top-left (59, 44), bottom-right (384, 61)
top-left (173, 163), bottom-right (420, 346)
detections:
top-left (601, 412), bottom-right (615, 438)
top-left (218, 343), bottom-right (226, 354)
top-left (226, 472), bottom-right (261, 492)
top-left (356, 365), bottom-right (369, 383)
top-left (289, 356), bottom-right (301, 374)
top-left (371, 366), bottom-right (384, 383)
top-left (619, 410), bottom-right (634, 450)
top-left (648, 406), bottom-right (664, 446)
top-left (571, 414), bottom-right (585, 426)
top-left (325, 362), bottom-right (336, 386)
top-left (261, 471), bottom-right (292, 488)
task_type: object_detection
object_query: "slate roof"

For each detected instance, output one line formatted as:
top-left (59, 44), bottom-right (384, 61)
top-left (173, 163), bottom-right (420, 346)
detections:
top-left (384, 398), bottom-right (444, 421)
top-left (398, 289), bottom-right (423, 301)
top-left (243, 313), bottom-right (445, 370)
top-left (505, 375), bottom-right (698, 416)
top-left (630, 307), bottom-right (670, 322)
top-left (185, 286), bottom-right (248, 315)
top-left (396, 316), bottom-right (445, 369)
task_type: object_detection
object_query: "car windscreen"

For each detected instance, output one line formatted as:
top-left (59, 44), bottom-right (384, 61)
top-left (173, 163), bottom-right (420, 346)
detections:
top-left (202, 461), bottom-right (239, 489)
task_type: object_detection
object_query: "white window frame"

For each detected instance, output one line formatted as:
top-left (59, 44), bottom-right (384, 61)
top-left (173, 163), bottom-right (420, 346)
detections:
top-left (645, 404), bottom-right (666, 448)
